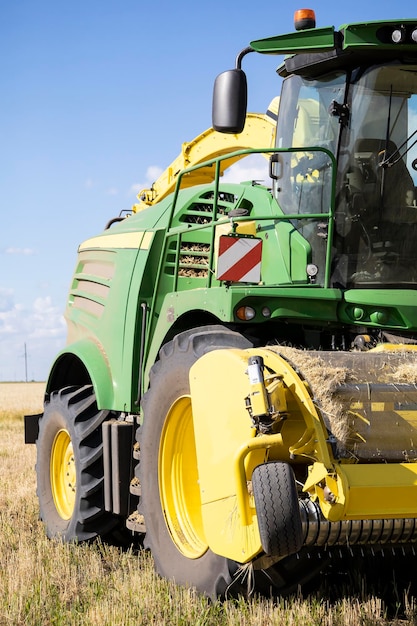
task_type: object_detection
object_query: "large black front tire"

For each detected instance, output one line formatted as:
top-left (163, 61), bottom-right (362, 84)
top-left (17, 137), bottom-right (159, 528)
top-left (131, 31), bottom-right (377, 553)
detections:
top-left (139, 326), bottom-right (252, 599)
top-left (36, 385), bottom-right (120, 542)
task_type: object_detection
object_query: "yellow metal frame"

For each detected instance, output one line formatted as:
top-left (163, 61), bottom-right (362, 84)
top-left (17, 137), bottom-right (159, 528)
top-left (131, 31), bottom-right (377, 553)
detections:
top-left (189, 347), bottom-right (417, 562)
top-left (189, 347), bottom-right (332, 562)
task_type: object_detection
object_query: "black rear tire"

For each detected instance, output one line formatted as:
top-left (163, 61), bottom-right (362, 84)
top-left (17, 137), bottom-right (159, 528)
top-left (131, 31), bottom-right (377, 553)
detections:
top-left (36, 385), bottom-right (121, 542)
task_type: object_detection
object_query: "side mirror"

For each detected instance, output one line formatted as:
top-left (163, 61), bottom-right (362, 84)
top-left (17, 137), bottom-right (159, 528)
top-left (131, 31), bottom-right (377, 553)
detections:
top-left (212, 69), bottom-right (247, 134)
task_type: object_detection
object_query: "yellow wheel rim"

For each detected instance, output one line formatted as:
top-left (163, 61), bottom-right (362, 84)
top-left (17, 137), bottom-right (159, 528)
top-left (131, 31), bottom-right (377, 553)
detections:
top-left (50, 429), bottom-right (76, 520)
top-left (159, 395), bottom-right (208, 559)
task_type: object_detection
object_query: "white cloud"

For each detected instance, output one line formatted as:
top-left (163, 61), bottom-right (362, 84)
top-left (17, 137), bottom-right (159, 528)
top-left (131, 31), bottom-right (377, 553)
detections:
top-left (0, 295), bottom-right (65, 338)
top-left (4, 247), bottom-right (36, 256)
top-left (146, 165), bottom-right (164, 181)
top-left (130, 165), bottom-right (164, 196)
top-left (106, 187), bottom-right (118, 196)
top-left (84, 178), bottom-right (95, 189)
top-left (0, 293), bottom-right (66, 380)
top-left (222, 154), bottom-right (270, 184)
top-left (30, 296), bottom-right (66, 338)
top-left (0, 288), bottom-right (14, 313)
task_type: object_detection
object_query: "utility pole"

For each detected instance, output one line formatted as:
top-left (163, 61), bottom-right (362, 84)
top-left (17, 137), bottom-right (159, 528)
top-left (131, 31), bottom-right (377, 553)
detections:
top-left (24, 343), bottom-right (28, 383)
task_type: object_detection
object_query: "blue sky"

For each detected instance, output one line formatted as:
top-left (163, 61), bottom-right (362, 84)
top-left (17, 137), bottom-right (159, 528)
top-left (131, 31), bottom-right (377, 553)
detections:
top-left (2, 0), bottom-right (417, 381)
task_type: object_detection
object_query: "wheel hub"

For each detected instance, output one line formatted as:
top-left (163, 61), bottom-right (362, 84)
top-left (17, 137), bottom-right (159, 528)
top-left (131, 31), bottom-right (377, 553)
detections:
top-left (158, 395), bottom-right (208, 559)
top-left (50, 429), bottom-right (76, 520)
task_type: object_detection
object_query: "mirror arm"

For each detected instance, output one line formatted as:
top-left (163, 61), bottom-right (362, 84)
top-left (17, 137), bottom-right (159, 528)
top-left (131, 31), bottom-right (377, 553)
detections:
top-left (235, 46), bottom-right (255, 70)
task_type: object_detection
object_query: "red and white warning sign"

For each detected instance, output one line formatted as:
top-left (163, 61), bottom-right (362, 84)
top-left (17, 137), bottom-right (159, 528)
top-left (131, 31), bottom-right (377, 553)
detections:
top-left (216, 235), bottom-right (262, 283)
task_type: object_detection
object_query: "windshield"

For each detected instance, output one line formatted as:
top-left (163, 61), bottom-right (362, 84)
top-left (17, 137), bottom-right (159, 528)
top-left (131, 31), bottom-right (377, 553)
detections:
top-left (276, 72), bottom-right (345, 155)
top-left (334, 63), bottom-right (417, 288)
top-left (273, 72), bottom-right (346, 286)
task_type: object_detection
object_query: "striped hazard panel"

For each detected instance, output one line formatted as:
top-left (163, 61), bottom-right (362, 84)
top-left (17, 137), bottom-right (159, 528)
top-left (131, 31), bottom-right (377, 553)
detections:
top-left (217, 235), bottom-right (262, 283)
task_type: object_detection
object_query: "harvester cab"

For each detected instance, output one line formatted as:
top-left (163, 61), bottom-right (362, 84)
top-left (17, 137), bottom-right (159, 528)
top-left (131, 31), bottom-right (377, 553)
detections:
top-left (213, 9), bottom-right (417, 291)
top-left (25, 8), bottom-right (417, 601)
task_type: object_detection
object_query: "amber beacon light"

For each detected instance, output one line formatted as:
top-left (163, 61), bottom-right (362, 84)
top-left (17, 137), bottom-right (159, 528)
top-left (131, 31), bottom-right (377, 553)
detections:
top-left (294, 8), bottom-right (316, 30)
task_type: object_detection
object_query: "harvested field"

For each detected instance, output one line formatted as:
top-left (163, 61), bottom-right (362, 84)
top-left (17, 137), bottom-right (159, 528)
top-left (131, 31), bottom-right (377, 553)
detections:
top-left (1, 382), bottom-right (417, 624)
top-left (0, 381), bottom-right (45, 415)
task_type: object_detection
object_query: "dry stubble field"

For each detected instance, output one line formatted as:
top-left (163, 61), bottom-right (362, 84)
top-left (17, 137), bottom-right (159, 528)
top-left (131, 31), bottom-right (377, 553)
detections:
top-left (1, 381), bottom-right (417, 625)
